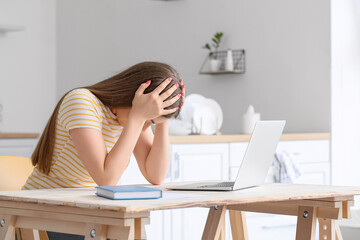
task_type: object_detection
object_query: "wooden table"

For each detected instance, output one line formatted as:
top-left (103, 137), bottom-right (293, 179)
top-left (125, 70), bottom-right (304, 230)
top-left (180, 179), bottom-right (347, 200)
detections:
top-left (0, 183), bottom-right (359, 240)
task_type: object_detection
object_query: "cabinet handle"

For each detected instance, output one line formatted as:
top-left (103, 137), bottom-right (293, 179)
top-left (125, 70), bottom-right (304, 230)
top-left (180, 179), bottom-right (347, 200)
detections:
top-left (174, 153), bottom-right (180, 180)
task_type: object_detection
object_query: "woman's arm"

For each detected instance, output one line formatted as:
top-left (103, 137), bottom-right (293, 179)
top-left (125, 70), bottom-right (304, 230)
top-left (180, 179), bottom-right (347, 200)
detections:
top-left (133, 121), bottom-right (170, 185)
top-left (134, 79), bottom-right (184, 185)
top-left (70, 79), bottom-right (178, 186)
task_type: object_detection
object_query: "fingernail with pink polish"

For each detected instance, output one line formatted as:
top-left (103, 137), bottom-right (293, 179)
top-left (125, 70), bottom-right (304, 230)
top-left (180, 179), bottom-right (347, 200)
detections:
top-left (180, 79), bottom-right (183, 84)
top-left (168, 77), bottom-right (173, 82)
top-left (146, 80), bottom-right (151, 84)
top-left (175, 84), bottom-right (179, 88)
top-left (178, 94), bottom-right (181, 98)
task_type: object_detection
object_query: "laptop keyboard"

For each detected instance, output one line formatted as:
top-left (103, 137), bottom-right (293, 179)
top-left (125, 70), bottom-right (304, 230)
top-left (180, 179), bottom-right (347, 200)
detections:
top-left (199, 182), bottom-right (234, 188)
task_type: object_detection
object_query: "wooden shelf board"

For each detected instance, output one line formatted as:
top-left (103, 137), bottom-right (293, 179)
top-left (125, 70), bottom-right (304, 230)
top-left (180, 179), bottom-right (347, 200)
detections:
top-left (199, 70), bottom-right (245, 75)
top-left (0, 25), bottom-right (26, 33)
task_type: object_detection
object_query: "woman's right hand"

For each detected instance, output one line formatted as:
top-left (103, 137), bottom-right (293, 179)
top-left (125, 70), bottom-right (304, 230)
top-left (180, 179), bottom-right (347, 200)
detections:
top-left (130, 77), bottom-right (180, 122)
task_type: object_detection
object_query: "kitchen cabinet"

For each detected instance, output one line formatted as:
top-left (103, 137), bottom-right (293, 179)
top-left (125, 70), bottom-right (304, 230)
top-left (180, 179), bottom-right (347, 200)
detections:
top-left (0, 136), bottom-right (38, 158)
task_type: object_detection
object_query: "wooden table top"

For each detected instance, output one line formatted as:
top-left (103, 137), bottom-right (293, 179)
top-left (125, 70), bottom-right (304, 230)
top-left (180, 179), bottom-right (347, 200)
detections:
top-left (0, 183), bottom-right (359, 213)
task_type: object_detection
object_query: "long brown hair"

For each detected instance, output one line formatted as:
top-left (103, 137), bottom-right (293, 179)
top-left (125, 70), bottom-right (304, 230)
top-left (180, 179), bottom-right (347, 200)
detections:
top-left (32, 62), bottom-right (183, 174)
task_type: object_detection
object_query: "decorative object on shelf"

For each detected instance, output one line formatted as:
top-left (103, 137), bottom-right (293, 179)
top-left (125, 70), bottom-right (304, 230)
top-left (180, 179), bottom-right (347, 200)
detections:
top-left (170, 93), bottom-right (223, 136)
top-left (225, 49), bottom-right (234, 71)
top-left (241, 105), bottom-right (260, 134)
top-left (199, 49), bottom-right (245, 74)
top-left (0, 25), bottom-right (25, 35)
top-left (202, 32), bottom-right (224, 72)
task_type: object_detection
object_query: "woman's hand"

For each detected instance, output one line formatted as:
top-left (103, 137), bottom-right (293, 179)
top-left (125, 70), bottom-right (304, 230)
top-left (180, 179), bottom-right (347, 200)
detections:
top-left (130, 78), bottom-right (180, 122)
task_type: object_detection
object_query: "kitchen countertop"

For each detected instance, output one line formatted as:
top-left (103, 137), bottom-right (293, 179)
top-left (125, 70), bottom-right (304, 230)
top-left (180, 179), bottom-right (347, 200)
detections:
top-left (169, 133), bottom-right (330, 144)
top-left (0, 132), bottom-right (330, 143)
top-left (0, 133), bottom-right (40, 139)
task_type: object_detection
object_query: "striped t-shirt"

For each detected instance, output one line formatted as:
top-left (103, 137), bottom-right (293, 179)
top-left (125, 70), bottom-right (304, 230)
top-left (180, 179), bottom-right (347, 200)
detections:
top-left (23, 88), bottom-right (123, 189)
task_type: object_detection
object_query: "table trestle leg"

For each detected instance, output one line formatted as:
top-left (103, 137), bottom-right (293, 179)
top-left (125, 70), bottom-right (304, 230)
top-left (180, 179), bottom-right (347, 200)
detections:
top-left (202, 206), bottom-right (226, 240)
top-left (229, 210), bottom-right (248, 240)
top-left (85, 223), bottom-right (107, 240)
top-left (0, 215), bottom-right (17, 240)
top-left (318, 218), bottom-right (344, 240)
top-left (296, 206), bottom-right (317, 240)
top-left (134, 217), bottom-right (150, 240)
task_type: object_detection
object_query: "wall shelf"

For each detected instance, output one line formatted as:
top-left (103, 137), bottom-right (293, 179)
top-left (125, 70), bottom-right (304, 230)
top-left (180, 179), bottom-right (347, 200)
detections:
top-left (0, 25), bottom-right (26, 34)
top-left (199, 70), bottom-right (245, 75)
top-left (199, 49), bottom-right (246, 75)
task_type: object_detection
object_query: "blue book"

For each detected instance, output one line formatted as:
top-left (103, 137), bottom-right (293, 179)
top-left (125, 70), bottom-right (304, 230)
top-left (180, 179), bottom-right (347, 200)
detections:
top-left (96, 185), bottom-right (162, 200)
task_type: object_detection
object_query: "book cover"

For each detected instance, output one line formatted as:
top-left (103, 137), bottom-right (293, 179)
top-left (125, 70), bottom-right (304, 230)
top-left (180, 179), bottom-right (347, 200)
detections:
top-left (96, 185), bottom-right (162, 200)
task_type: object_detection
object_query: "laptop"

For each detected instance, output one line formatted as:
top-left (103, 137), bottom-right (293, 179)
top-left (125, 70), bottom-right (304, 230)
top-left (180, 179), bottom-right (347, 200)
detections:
top-left (168, 120), bottom-right (286, 191)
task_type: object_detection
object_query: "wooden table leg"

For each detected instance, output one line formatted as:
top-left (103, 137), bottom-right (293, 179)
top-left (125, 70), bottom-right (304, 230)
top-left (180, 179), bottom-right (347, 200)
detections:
top-left (0, 215), bottom-right (16, 240)
top-left (20, 229), bottom-right (40, 240)
top-left (335, 223), bottom-right (343, 240)
top-left (295, 206), bottom-right (317, 240)
top-left (229, 210), bottom-right (248, 240)
top-left (318, 218), bottom-right (343, 240)
top-left (219, 220), bottom-right (225, 240)
top-left (135, 217), bottom-right (150, 240)
top-left (202, 206), bottom-right (226, 240)
top-left (107, 219), bottom-right (135, 240)
top-left (85, 223), bottom-right (107, 240)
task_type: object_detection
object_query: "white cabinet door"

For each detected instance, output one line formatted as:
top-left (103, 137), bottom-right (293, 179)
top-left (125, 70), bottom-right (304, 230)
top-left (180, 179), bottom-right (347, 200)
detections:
top-left (276, 140), bottom-right (329, 164)
top-left (170, 143), bottom-right (229, 182)
top-left (0, 139), bottom-right (38, 158)
top-left (170, 143), bottom-right (229, 240)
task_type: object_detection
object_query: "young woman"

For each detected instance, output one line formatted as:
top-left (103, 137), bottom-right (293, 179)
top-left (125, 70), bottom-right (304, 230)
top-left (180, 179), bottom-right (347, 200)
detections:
top-left (23, 62), bottom-right (185, 190)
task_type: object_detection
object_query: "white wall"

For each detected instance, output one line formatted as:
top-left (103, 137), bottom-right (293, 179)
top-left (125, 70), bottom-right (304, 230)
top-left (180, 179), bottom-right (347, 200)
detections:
top-left (331, 0), bottom-right (360, 186)
top-left (56, 0), bottom-right (330, 134)
top-left (0, 0), bottom-right (56, 133)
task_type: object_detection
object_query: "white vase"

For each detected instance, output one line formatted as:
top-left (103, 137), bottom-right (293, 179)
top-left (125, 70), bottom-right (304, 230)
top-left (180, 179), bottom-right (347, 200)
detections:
top-left (225, 49), bottom-right (234, 71)
top-left (210, 59), bottom-right (220, 72)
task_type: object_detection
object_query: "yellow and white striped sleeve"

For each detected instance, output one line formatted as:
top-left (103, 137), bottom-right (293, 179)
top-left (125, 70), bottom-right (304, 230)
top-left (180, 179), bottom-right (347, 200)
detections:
top-left (58, 89), bottom-right (102, 131)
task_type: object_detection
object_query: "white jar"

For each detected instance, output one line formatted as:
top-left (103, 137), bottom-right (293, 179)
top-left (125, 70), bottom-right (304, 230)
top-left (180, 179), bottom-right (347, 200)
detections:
top-left (225, 49), bottom-right (234, 71)
top-left (242, 105), bottom-right (260, 134)
top-left (210, 58), bottom-right (220, 72)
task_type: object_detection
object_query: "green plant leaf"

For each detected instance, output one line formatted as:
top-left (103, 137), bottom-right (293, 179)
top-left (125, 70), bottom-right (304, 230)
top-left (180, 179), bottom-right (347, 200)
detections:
top-left (202, 43), bottom-right (211, 50)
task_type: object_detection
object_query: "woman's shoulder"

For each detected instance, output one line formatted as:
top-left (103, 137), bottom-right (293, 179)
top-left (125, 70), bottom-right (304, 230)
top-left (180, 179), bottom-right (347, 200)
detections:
top-left (65, 88), bottom-right (97, 100)
top-left (60, 88), bottom-right (104, 115)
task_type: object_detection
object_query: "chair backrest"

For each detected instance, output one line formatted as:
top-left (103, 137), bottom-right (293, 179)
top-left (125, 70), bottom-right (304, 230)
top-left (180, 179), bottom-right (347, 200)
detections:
top-left (0, 156), bottom-right (34, 191)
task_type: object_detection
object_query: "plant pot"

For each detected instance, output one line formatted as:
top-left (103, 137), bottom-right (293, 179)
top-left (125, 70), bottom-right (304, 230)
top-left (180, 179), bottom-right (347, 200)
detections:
top-left (210, 59), bottom-right (220, 72)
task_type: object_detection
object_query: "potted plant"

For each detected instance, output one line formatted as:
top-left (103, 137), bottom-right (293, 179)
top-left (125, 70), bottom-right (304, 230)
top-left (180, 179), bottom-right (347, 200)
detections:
top-left (203, 32), bottom-right (224, 72)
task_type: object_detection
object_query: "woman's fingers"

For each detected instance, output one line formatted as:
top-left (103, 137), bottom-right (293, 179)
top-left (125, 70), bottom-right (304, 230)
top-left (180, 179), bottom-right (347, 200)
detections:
top-left (135, 80), bottom-right (151, 95)
top-left (163, 93), bottom-right (181, 108)
top-left (160, 82), bottom-right (179, 101)
top-left (152, 77), bottom-right (173, 95)
top-left (180, 79), bottom-right (185, 101)
top-left (162, 107), bottom-right (179, 115)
